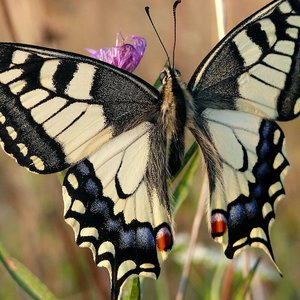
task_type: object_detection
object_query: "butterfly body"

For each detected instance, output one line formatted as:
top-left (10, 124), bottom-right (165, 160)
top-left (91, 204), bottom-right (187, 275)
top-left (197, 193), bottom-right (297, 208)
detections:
top-left (0, 0), bottom-right (300, 299)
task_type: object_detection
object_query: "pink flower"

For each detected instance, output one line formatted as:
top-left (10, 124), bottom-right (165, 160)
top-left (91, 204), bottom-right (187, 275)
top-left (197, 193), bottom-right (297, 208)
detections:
top-left (86, 33), bottom-right (146, 72)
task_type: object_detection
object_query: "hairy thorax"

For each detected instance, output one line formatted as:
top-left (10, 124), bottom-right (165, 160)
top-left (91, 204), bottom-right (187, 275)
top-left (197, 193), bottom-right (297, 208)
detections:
top-left (160, 68), bottom-right (192, 139)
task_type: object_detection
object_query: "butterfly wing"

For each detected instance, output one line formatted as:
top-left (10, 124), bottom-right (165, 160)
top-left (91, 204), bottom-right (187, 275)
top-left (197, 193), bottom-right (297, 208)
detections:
top-left (189, 0), bottom-right (300, 121)
top-left (63, 121), bottom-right (173, 298)
top-left (201, 109), bottom-right (288, 264)
top-left (0, 43), bottom-right (174, 297)
top-left (188, 0), bottom-right (299, 265)
top-left (0, 43), bottom-right (160, 173)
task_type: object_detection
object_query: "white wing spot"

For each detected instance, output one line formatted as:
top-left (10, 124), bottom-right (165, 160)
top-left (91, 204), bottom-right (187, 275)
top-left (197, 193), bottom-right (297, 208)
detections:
top-left (268, 182), bottom-right (282, 197)
top-left (117, 260), bottom-right (137, 280)
top-left (0, 68), bottom-right (23, 84)
top-left (250, 227), bottom-right (267, 241)
top-left (17, 143), bottom-right (28, 156)
top-left (71, 199), bottom-right (86, 214)
top-left (0, 112), bottom-right (6, 123)
top-left (287, 16), bottom-right (300, 27)
top-left (9, 80), bottom-right (26, 95)
top-left (279, 2), bottom-right (292, 13)
top-left (20, 89), bottom-right (49, 109)
top-left (274, 40), bottom-right (295, 55)
top-left (12, 50), bottom-right (30, 64)
top-left (30, 155), bottom-right (45, 171)
top-left (273, 129), bottom-right (281, 145)
top-left (80, 227), bottom-right (99, 239)
top-left (286, 27), bottom-right (298, 40)
top-left (6, 126), bottom-right (17, 140)
top-left (67, 173), bottom-right (79, 189)
top-left (40, 59), bottom-right (60, 92)
top-left (62, 186), bottom-right (72, 215)
top-left (262, 202), bottom-right (273, 218)
top-left (65, 63), bottom-right (96, 99)
top-left (280, 165), bottom-right (289, 183)
top-left (140, 263), bottom-right (156, 269)
top-left (98, 241), bottom-right (116, 256)
top-left (232, 237), bottom-right (247, 248)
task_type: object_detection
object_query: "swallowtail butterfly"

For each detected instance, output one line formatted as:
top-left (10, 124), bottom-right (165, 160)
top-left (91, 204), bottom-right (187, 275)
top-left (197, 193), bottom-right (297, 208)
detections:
top-left (0, 0), bottom-right (299, 298)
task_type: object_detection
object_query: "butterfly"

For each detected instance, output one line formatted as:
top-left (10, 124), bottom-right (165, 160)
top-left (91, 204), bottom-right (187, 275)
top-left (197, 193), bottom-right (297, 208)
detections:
top-left (0, 0), bottom-right (299, 298)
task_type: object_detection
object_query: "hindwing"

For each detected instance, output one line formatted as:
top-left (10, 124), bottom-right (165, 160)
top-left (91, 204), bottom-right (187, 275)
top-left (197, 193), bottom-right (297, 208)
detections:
top-left (200, 109), bottom-right (288, 264)
top-left (62, 122), bottom-right (173, 297)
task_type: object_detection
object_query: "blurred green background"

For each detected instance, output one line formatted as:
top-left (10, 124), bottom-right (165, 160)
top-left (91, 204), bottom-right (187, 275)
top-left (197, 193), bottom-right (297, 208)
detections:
top-left (0, 0), bottom-right (300, 299)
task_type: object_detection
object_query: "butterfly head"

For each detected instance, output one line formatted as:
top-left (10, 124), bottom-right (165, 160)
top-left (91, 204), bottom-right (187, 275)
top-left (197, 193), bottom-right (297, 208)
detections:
top-left (159, 67), bottom-right (181, 85)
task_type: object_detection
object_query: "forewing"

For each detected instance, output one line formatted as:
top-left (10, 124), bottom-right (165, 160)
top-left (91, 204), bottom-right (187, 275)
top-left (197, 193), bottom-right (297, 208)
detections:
top-left (0, 43), bottom-right (160, 173)
top-left (62, 121), bottom-right (173, 298)
top-left (201, 109), bottom-right (288, 265)
top-left (189, 0), bottom-right (300, 121)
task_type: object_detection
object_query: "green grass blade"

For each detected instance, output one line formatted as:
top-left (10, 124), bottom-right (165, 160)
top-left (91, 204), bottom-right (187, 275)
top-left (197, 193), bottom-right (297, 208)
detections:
top-left (121, 277), bottom-right (141, 300)
top-left (233, 258), bottom-right (261, 300)
top-left (0, 242), bottom-right (58, 300)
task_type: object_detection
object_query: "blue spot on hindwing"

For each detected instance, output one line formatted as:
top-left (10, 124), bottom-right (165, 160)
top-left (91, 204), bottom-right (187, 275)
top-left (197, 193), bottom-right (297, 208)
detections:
top-left (228, 203), bottom-right (245, 228)
top-left (85, 178), bottom-right (99, 197)
top-left (256, 161), bottom-right (271, 178)
top-left (90, 200), bottom-right (108, 216)
top-left (119, 229), bottom-right (135, 249)
top-left (136, 227), bottom-right (155, 249)
top-left (245, 200), bottom-right (259, 220)
top-left (77, 162), bottom-right (90, 175)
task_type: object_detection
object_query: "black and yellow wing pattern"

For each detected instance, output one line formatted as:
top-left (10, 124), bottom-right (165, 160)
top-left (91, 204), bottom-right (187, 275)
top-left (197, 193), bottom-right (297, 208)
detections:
top-left (0, 0), bottom-right (300, 299)
top-left (189, 0), bottom-right (299, 264)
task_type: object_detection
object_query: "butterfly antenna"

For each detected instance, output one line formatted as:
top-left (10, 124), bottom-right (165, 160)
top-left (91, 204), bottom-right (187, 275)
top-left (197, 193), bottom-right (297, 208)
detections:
top-left (145, 6), bottom-right (171, 67)
top-left (172, 0), bottom-right (181, 70)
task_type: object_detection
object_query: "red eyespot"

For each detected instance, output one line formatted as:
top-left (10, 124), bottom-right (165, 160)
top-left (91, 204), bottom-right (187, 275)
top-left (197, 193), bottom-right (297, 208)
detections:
top-left (156, 227), bottom-right (173, 251)
top-left (211, 212), bottom-right (227, 238)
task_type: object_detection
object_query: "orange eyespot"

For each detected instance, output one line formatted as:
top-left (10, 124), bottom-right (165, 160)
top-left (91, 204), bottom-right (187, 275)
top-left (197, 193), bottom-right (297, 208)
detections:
top-left (156, 227), bottom-right (173, 252)
top-left (211, 212), bottom-right (227, 238)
